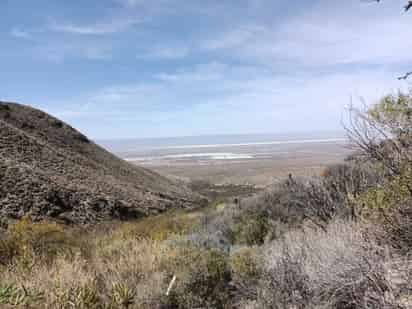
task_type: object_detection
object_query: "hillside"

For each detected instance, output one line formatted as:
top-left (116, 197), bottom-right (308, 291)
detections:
top-left (2, 93), bottom-right (412, 308)
top-left (0, 101), bottom-right (204, 226)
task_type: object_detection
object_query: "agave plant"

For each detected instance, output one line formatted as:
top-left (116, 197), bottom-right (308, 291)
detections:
top-left (0, 283), bottom-right (44, 306)
top-left (111, 283), bottom-right (135, 308)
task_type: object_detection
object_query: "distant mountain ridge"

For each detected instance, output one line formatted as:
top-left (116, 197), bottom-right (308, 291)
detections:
top-left (0, 101), bottom-right (203, 226)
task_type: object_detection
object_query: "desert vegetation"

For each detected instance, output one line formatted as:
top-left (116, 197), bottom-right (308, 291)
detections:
top-left (3, 92), bottom-right (412, 308)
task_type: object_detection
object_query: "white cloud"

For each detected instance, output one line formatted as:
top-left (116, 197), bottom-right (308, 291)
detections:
top-left (50, 17), bottom-right (141, 35)
top-left (8, 0), bottom-right (412, 138)
top-left (53, 60), bottom-right (407, 138)
top-left (264, 9), bottom-right (412, 66)
top-left (198, 0), bottom-right (412, 67)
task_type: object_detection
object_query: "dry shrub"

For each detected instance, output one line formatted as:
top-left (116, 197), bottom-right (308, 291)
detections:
top-left (321, 162), bottom-right (382, 217)
top-left (0, 218), bottom-right (84, 266)
top-left (230, 247), bottom-right (261, 282)
top-left (0, 238), bottom-right (14, 267)
top-left (378, 198), bottom-right (412, 252)
top-left (93, 237), bottom-right (168, 306)
top-left (113, 210), bottom-right (201, 241)
top-left (229, 247), bottom-right (262, 306)
top-left (258, 221), bottom-right (399, 309)
top-left (240, 176), bottom-right (345, 236)
top-left (0, 217), bottom-right (234, 309)
top-left (0, 212), bottom-right (231, 308)
top-left (321, 162), bottom-right (381, 199)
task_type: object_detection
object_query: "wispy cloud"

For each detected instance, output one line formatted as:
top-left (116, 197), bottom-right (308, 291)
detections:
top-left (115, 0), bottom-right (147, 8)
top-left (201, 25), bottom-right (266, 50)
top-left (197, 0), bottom-right (412, 68)
top-left (114, 0), bottom-right (171, 9)
top-left (34, 41), bottom-right (112, 62)
top-left (2, 0), bottom-right (412, 138)
top-left (55, 61), bottom-right (405, 137)
top-left (50, 17), bottom-right (141, 35)
top-left (136, 45), bottom-right (190, 60)
top-left (10, 28), bottom-right (31, 39)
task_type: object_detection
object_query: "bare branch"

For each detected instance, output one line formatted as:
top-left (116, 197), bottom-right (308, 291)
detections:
top-left (371, 0), bottom-right (412, 11)
top-left (398, 72), bottom-right (412, 80)
top-left (405, 0), bottom-right (412, 11)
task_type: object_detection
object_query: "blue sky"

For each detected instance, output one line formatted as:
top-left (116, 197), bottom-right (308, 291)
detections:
top-left (1, 0), bottom-right (411, 139)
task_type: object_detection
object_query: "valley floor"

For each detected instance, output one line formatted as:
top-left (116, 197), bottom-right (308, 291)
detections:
top-left (130, 141), bottom-right (349, 186)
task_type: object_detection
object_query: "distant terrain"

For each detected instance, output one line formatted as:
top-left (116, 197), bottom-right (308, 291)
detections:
top-left (102, 134), bottom-right (350, 186)
top-left (149, 142), bottom-right (349, 186)
top-left (0, 101), bottom-right (202, 227)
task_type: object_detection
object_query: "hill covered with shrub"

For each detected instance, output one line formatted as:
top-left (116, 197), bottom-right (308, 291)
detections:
top-left (0, 101), bottom-right (204, 227)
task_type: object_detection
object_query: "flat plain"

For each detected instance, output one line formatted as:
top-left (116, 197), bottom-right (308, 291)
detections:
top-left (123, 140), bottom-right (350, 186)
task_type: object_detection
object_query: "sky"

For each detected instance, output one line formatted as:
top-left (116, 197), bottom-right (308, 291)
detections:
top-left (1, 0), bottom-right (412, 139)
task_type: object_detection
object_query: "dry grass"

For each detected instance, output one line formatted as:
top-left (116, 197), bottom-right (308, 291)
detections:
top-left (111, 209), bottom-right (203, 241)
top-left (0, 233), bottom-right (169, 308)
top-left (0, 211), bottom-right (232, 308)
top-left (1, 208), bottom-right (412, 308)
top-left (1, 163), bottom-right (412, 308)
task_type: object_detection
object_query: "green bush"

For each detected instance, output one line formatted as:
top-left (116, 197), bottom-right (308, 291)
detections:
top-left (161, 245), bottom-right (232, 308)
top-left (229, 213), bottom-right (269, 246)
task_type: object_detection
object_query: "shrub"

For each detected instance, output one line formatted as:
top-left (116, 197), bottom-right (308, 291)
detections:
top-left (356, 172), bottom-right (412, 252)
top-left (230, 248), bottom-right (261, 281)
top-left (257, 221), bottom-right (398, 309)
top-left (229, 213), bottom-right (269, 246)
top-left (114, 210), bottom-right (200, 241)
top-left (321, 162), bottom-right (381, 196)
top-left (239, 176), bottom-right (346, 236)
top-left (0, 238), bottom-right (14, 267)
top-left (346, 91), bottom-right (412, 179)
top-left (161, 245), bottom-right (232, 308)
top-left (372, 197), bottom-right (412, 252)
top-left (0, 218), bottom-right (83, 266)
top-left (229, 247), bottom-right (262, 305)
top-left (321, 161), bottom-right (382, 218)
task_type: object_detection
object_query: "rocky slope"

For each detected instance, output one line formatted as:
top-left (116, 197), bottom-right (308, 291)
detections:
top-left (0, 101), bottom-right (204, 226)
